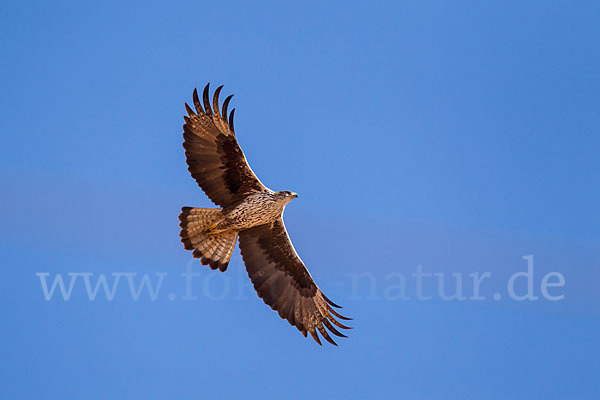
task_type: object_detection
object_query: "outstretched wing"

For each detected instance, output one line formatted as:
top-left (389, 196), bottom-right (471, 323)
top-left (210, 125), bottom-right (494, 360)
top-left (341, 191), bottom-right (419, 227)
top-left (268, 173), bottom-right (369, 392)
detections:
top-left (238, 218), bottom-right (351, 345)
top-left (182, 83), bottom-right (267, 208)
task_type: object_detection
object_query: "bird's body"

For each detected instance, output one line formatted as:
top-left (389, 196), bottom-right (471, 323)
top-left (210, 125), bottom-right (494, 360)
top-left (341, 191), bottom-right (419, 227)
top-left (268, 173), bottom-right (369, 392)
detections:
top-left (178, 84), bottom-right (350, 345)
top-left (218, 190), bottom-right (297, 232)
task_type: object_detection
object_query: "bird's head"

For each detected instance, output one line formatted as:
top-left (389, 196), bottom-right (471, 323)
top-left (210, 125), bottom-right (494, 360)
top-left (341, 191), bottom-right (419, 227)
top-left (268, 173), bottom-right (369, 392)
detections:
top-left (276, 190), bottom-right (299, 203)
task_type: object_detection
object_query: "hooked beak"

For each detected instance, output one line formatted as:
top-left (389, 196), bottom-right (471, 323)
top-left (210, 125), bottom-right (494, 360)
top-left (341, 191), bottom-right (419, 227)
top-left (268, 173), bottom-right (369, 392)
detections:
top-left (291, 192), bottom-right (298, 199)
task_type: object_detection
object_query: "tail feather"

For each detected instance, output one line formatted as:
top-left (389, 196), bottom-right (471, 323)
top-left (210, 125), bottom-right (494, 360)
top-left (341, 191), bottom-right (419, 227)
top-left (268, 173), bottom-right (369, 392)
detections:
top-left (179, 207), bottom-right (238, 272)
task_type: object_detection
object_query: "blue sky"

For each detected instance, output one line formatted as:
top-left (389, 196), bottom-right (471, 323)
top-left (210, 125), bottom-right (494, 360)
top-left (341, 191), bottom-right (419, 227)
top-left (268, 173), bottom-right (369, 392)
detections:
top-left (1, 1), bottom-right (599, 399)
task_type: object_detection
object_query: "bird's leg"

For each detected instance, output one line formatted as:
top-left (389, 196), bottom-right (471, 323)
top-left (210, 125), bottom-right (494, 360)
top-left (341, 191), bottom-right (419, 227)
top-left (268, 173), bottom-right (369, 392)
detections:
top-left (203, 219), bottom-right (227, 235)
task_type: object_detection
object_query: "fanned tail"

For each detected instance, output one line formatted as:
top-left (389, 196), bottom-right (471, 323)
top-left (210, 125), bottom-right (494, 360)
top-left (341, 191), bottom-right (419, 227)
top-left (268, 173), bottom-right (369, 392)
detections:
top-left (179, 207), bottom-right (238, 271)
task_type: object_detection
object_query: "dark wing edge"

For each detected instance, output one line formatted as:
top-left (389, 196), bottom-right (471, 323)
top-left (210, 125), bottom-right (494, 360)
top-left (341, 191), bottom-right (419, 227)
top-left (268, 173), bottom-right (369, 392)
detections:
top-left (238, 218), bottom-right (352, 346)
top-left (182, 83), bottom-right (267, 207)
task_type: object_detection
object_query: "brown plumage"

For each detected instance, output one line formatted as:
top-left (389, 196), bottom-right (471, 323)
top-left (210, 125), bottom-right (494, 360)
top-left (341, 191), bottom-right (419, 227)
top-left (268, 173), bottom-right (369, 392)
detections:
top-left (179, 83), bottom-right (351, 345)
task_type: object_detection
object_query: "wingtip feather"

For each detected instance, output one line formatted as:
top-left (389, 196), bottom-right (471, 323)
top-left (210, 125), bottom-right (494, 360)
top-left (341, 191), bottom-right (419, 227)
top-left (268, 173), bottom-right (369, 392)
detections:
top-left (308, 328), bottom-right (322, 346)
top-left (229, 108), bottom-right (235, 132)
top-left (317, 324), bottom-right (338, 346)
top-left (323, 294), bottom-right (342, 308)
top-left (222, 94), bottom-right (234, 125)
top-left (192, 89), bottom-right (202, 114)
top-left (213, 85), bottom-right (224, 116)
top-left (202, 83), bottom-right (213, 115)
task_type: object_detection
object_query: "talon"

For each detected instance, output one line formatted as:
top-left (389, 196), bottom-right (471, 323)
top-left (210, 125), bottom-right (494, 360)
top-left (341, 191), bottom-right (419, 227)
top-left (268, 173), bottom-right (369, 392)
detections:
top-left (204, 224), bottom-right (218, 234)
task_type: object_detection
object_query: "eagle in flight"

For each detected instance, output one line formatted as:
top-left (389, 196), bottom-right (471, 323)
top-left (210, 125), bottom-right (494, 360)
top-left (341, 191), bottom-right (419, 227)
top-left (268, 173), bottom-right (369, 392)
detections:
top-left (178, 84), bottom-right (351, 345)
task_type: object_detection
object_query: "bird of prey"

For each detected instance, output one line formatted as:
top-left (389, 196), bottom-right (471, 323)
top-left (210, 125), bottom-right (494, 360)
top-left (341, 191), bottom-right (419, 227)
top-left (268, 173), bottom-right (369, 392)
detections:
top-left (178, 83), bottom-right (351, 345)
